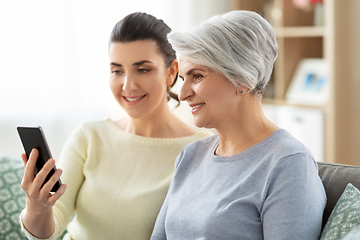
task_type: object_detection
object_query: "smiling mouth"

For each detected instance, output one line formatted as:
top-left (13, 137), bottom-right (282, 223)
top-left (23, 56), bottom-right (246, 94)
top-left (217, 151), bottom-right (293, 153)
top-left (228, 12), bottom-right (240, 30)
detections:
top-left (191, 103), bottom-right (205, 109)
top-left (123, 95), bottom-right (147, 102)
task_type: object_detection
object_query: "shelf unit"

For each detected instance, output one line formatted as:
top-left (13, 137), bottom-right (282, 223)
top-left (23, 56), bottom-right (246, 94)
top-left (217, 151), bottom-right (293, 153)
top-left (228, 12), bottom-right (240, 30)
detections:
top-left (231, 0), bottom-right (360, 165)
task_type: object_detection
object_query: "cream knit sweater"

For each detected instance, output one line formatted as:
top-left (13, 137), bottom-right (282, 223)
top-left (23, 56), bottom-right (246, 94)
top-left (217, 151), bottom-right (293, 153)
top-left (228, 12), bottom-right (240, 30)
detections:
top-left (21, 119), bottom-right (212, 240)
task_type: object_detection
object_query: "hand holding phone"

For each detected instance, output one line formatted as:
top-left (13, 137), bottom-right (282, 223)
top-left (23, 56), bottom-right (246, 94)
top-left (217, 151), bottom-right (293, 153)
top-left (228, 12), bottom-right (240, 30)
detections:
top-left (17, 126), bottom-right (62, 192)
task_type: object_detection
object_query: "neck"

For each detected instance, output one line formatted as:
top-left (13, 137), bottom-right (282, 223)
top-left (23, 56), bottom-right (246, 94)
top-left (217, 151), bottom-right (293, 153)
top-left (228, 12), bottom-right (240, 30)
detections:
top-left (124, 105), bottom-right (174, 138)
top-left (215, 98), bottom-right (279, 157)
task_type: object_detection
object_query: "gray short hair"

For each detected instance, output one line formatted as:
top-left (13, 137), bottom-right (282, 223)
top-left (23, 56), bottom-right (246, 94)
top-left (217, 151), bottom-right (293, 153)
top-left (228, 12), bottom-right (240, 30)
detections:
top-left (168, 10), bottom-right (278, 97)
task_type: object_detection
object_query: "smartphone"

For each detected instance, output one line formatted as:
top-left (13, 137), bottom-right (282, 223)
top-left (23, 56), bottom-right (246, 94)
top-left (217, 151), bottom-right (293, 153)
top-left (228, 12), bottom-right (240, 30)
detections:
top-left (17, 126), bottom-right (61, 192)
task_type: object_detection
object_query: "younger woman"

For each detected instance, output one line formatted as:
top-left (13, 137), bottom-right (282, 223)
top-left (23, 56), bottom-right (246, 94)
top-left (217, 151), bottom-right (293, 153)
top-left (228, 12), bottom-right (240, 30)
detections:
top-left (20, 12), bottom-right (211, 240)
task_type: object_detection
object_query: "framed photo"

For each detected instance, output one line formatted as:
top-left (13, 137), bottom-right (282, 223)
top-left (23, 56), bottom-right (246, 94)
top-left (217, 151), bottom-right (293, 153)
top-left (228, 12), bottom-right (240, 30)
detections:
top-left (286, 58), bottom-right (329, 106)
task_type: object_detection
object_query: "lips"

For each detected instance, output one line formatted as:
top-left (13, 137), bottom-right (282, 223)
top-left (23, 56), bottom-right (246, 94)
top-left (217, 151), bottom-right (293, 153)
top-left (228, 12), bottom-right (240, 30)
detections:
top-left (123, 95), bottom-right (146, 102)
top-left (190, 103), bottom-right (205, 109)
top-left (189, 103), bottom-right (205, 114)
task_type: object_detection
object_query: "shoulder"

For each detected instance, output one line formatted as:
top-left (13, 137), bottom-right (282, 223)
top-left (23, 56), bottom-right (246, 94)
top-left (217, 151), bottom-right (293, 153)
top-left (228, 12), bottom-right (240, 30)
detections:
top-left (80, 119), bottom-right (114, 131)
top-left (66, 119), bottom-right (116, 144)
top-left (243, 129), bottom-right (318, 180)
top-left (76, 119), bottom-right (117, 136)
top-left (182, 133), bottom-right (217, 152)
top-left (148, 130), bottom-right (214, 148)
top-left (264, 129), bottom-right (314, 161)
top-left (260, 129), bottom-right (320, 179)
top-left (174, 134), bottom-right (218, 169)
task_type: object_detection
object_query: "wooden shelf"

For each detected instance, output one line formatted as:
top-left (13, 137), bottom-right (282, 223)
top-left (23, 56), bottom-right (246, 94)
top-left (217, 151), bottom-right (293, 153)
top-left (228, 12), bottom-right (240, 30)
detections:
top-left (232, 0), bottom-right (360, 165)
top-left (231, 0), bottom-right (328, 162)
top-left (275, 26), bottom-right (325, 38)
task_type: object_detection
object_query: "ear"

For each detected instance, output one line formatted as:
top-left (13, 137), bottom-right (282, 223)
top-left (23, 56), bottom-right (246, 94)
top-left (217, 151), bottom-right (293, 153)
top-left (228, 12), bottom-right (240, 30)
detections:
top-left (166, 59), bottom-right (179, 86)
top-left (236, 85), bottom-right (250, 96)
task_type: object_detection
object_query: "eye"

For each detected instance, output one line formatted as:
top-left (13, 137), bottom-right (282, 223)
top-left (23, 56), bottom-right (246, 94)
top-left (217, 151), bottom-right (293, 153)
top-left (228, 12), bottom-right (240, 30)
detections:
top-left (138, 68), bottom-right (150, 73)
top-left (193, 74), bottom-right (203, 81)
top-left (111, 69), bottom-right (123, 75)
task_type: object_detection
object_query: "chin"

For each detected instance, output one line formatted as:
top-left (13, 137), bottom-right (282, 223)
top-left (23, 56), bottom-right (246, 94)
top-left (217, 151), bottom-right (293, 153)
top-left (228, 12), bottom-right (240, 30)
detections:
top-left (123, 109), bottom-right (146, 120)
top-left (193, 119), bottom-right (211, 129)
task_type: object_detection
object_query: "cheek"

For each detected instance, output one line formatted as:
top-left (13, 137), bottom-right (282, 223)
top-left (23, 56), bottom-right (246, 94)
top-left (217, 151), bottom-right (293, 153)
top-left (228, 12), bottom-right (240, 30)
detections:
top-left (109, 77), bottom-right (123, 97)
top-left (146, 72), bottom-right (168, 93)
top-left (109, 78), bottom-right (117, 92)
top-left (194, 83), bottom-right (218, 99)
top-left (147, 81), bottom-right (166, 98)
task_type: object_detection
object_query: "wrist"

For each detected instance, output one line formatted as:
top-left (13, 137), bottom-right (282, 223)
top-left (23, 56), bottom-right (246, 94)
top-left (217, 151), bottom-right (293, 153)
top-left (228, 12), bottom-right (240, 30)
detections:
top-left (21, 206), bottom-right (55, 239)
top-left (25, 198), bottom-right (53, 217)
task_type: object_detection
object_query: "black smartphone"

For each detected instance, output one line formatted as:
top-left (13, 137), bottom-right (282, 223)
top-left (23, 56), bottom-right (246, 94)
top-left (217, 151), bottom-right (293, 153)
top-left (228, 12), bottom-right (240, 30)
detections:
top-left (17, 126), bottom-right (61, 192)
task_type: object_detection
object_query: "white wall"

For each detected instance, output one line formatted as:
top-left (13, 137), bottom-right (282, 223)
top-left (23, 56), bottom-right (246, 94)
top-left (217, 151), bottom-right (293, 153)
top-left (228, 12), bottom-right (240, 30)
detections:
top-left (0, 0), bottom-right (231, 159)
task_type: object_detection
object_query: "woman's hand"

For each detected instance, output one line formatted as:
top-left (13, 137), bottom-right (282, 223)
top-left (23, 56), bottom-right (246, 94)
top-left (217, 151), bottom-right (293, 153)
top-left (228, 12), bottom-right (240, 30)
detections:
top-left (21, 148), bottom-right (66, 211)
top-left (20, 148), bottom-right (66, 238)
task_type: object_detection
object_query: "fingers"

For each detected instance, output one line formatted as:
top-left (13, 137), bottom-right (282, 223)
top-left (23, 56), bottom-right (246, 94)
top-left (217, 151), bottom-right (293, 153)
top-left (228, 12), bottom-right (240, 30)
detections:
top-left (49, 183), bottom-right (67, 203)
top-left (40, 167), bottom-right (62, 193)
top-left (33, 158), bottom-right (57, 192)
top-left (21, 149), bottom-right (66, 207)
top-left (21, 153), bottom-right (28, 168)
top-left (39, 167), bottom-right (66, 203)
top-left (22, 149), bottom-right (38, 187)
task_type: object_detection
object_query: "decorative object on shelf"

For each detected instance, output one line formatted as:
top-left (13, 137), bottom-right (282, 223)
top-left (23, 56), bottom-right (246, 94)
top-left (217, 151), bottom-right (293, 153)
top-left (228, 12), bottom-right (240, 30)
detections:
top-left (292, 0), bottom-right (322, 11)
top-left (313, 0), bottom-right (324, 26)
top-left (292, 0), bottom-right (313, 12)
top-left (292, 0), bottom-right (324, 26)
top-left (286, 58), bottom-right (329, 106)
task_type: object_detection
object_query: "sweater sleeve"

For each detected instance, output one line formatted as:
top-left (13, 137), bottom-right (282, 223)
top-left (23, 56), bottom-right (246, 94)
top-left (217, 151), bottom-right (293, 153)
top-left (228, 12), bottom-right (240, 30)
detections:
top-left (52, 124), bottom-right (88, 236)
top-left (261, 153), bottom-right (326, 240)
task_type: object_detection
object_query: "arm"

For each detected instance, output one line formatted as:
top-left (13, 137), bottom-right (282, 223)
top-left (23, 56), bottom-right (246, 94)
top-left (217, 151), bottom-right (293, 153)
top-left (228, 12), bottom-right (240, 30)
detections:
top-left (261, 153), bottom-right (326, 240)
top-left (20, 125), bottom-right (87, 239)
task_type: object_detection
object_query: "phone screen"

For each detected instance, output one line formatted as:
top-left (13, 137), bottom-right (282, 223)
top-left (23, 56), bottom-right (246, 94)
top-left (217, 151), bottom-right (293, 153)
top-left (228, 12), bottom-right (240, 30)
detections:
top-left (17, 126), bottom-right (61, 192)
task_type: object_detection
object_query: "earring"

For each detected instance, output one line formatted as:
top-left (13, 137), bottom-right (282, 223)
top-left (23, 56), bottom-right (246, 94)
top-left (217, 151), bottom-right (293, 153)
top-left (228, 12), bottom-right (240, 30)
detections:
top-left (240, 90), bottom-right (243, 94)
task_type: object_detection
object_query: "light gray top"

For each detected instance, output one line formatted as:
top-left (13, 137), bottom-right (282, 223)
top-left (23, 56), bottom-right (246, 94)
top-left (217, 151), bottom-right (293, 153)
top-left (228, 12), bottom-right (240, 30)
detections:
top-left (151, 129), bottom-right (326, 240)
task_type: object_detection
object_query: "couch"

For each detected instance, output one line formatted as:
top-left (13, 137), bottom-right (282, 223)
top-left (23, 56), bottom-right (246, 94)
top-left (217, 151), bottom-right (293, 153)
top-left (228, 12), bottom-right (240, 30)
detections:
top-left (318, 162), bottom-right (360, 229)
top-left (0, 154), bottom-right (66, 240)
top-left (317, 162), bottom-right (360, 239)
top-left (1, 154), bottom-right (360, 239)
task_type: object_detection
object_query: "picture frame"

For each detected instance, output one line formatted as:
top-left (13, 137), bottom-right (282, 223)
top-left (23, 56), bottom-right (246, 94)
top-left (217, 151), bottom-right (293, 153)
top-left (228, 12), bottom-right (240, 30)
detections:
top-left (286, 58), bottom-right (329, 106)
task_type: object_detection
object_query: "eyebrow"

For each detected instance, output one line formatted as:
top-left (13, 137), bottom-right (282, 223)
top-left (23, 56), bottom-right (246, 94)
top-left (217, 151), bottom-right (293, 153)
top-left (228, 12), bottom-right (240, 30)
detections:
top-left (185, 68), bottom-right (206, 76)
top-left (110, 62), bottom-right (122, 67)
top-left (179, 68), bottom-right (206, 80)
top-left (110, 60), bottom-right (153, 67)
top-left (134, 60), bottom-right (152, 66)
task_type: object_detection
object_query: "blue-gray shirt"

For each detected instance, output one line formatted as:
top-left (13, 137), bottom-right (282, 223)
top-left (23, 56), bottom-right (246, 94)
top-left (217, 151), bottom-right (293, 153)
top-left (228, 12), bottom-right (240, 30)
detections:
top-left (151, 129), bottom-right (326, 240)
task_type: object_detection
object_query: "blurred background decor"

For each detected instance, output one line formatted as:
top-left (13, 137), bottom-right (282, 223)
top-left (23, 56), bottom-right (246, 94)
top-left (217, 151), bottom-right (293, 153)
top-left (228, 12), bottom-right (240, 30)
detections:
top-left (0, 0), bottom-right (231, 159)
top-left (231, 0), bottom-right (360, 165)
top-left (1, 0), bottom-right (360, 165)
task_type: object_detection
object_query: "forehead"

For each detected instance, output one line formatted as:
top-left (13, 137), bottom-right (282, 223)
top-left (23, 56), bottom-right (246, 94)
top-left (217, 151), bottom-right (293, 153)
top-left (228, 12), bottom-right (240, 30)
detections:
top-left (109, 40), bottom-right (164, 64)
top-left (178, 56), bottom-right (209, 74)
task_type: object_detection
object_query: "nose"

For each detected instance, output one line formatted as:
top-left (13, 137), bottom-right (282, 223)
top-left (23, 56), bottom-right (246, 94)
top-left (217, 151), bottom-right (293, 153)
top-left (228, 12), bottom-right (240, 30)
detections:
top-left (179, 79), bottom-right (193, 102)
top-left (122, 74), bottom-right (137, 92)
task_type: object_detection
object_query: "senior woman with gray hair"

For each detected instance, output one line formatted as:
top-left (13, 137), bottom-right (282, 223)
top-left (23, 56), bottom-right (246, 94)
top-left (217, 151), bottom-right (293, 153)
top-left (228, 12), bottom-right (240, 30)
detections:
top-left (151, 10), bottom-right (326, 240)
